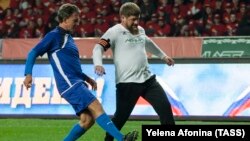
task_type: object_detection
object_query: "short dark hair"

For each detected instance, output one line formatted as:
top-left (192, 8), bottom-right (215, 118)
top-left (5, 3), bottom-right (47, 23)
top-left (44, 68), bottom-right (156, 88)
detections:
top-left (119, 2), bottom-right (141, 17)
top-left (57, 3), bottom-right (80, 23)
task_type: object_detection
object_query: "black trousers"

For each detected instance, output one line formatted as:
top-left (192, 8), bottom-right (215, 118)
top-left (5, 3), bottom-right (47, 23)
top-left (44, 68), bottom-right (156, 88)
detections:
top-left (105, 75), bottom-right (175, 141)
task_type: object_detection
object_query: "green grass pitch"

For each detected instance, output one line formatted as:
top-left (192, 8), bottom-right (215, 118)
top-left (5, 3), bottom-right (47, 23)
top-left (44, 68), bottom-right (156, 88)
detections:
top-left (0, 119), bottom-right (250, 141)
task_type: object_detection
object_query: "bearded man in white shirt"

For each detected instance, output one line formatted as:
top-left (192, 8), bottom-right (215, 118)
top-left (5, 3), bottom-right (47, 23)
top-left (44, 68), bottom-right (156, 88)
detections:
top-left (93, 2), bottom-right (176, 141)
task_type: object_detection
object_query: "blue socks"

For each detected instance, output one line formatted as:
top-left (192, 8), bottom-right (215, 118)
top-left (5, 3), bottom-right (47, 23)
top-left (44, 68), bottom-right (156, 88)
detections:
top-left (96, 113), bottom-right (123, 141)
top-left (64, 113), bottom-right (123, 141)
top-left (64, 123), bottom-right (85, 141)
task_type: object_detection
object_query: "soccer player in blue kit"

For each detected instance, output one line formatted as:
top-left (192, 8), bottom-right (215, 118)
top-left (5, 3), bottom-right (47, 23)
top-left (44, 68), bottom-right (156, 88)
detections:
top-left (23, 3), bottom-right (138, 141)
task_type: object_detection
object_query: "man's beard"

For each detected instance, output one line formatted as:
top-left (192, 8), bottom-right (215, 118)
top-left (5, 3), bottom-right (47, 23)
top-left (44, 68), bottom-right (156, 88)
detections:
top-left (128, 25), bottom-right (138, 34)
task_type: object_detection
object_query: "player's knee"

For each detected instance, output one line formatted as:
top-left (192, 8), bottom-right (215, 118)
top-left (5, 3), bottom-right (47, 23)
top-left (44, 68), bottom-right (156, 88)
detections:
top-left (79, 113), bottom-right (95, 129)
top-left (88, 99), bottom-right (105, 117)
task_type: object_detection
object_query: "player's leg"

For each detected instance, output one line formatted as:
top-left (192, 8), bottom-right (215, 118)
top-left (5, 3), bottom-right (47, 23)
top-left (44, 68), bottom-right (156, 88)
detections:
top-left (63, 83), bottom-right (138, 141)
top-left (73, 84), bottom-right (125, 141)
top-left (88, 99), bottom-right (139, 141)
top-left (142, 75), bottom-right (175, 125)
top-left (62, 83), bottom-right (97, 141)
top-left (79, 110), bottom-right (95, 129)
top-left (64, 110), bottom-right (94, 141)
top-left (105, 83), bottom-right (142, 141)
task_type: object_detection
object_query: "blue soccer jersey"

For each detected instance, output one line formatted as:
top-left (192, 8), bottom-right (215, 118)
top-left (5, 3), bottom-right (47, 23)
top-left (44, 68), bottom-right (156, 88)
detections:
top-left (25, 26), bottom-right (88, 95)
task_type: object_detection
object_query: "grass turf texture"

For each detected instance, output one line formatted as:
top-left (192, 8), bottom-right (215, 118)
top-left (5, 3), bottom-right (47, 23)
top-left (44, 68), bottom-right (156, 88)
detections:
top-left (1, 119), bottom-right (250, 141)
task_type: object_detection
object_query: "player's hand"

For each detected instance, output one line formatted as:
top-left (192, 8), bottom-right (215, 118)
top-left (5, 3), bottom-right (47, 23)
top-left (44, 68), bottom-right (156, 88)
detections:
top-left (95, 65), bottom-right (106, 76)
top-left (163, 56), bottom-right (174, 66)
top-left (86, 78), bottom-right (97, 91)
top-left (23, 74), bottom-right (32, 90)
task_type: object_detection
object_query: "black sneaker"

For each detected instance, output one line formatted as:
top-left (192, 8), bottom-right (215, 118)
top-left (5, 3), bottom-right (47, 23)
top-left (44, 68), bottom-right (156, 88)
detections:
top-left (123, 130), bottom-right (139, 141)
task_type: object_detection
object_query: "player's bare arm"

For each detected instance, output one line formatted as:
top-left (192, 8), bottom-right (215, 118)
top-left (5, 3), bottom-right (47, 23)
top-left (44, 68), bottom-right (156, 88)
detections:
top-left (85, 77), bottom-right (97, 91)
top-left (23, 74), bottom-right (32, 90)
top-left (163, 56), bottom-right (175, 66)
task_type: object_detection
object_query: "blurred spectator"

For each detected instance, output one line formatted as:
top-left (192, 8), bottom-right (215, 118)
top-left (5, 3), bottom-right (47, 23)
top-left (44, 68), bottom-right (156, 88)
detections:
top-left (94, 0), bottom-right (112, 22)
top-left (172, 14), bottom-right (188, 36)
top-left (111, 0), bottom-right (121, 14)
top-left (187, 20), bottom-right (202, 36)
top-left (18, 17), bottom-right (29, 28)
top-left (109, 15), bottom-right (120, 27)
top-left (12, 8), bottom-right (22, 23)
top-left (203, 18), bottom-right (213, 36)
top-left (0, 21), bottom-right (6, 38)
top-left (186, 0), bottom-right (203, 20)
top-left (94, 14), bottom-right (109, 37)
top-left (202, 2), bottom-right (213, 22)
top-left (44, 12), bottom-right (58, 35)
top-left (225, 13), bottom-right (238, 36)
top-left (19, 20), bottom-right (35, 38)
top-left (213, 0), bottom-right (223, 16)
top-left (174, 0), bottom-right (188, 18)
top-left (19, 0), bottom-right (30, 10)
top-left (34, 17), bottom-right (45, 38)
top-left (170, 4), bottom-right (181, 25)
top-left (236, 2), bottom-right (247, 22)
top-left (107, 1), bottom-right (121, 26)
top-left (80, 3), bottom-right (97, 27)
top-left (76, 14), bottom-right (95, 37)
top-left (140, 0), bottom-right (157, 22)
top-left (6, 19), bottom-right (19, 38)
top-left (154, 16), bottom-right (171, 36)
top-left (2, 8), bottom-right (13, 27)
top-left (157, 0), bottom-right (172, 14)
top-left (145, 13), bottom-right (159, 36)
top-left (156, 6), bottom-right (170, 23)
top-left (231, 0), bottom-right (240, 12)
top-left (222, 2), bottom-right (233, 24)
top-left (236, 11), bottom-right (250, 35)
top-left (211, 13), bottom-right (226, 36)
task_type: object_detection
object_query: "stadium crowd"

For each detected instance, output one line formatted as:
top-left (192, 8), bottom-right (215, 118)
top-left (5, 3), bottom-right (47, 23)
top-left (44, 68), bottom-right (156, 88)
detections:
top-left (0, 0), bottom-right (249, 38)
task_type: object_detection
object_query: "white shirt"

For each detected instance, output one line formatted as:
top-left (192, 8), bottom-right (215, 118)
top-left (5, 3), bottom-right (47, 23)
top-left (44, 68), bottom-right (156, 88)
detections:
top-left (93, 24), bottom-right (167, 84)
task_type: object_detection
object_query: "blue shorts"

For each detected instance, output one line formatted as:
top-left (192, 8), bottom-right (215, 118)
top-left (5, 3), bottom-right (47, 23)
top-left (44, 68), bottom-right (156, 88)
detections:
top-left (62, 82), bottom-right (96, 116)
